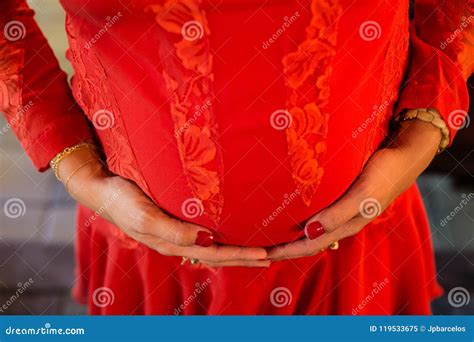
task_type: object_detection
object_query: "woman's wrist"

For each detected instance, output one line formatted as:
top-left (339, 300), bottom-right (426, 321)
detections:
top-left (50, 142), bottom-right (106, 191)
top-left (50, 142), bottom-right (97, 180)
top-left (393, 108), bottom-right (449, 153)
top-left (395, 119), bottom-right (441, 165)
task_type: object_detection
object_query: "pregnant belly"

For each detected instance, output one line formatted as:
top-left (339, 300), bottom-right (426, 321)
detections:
top-left (139, 139), bottom-right (364, 247)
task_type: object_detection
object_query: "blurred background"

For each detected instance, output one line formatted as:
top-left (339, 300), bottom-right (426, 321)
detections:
top-left (0, 1), bottom-right (473, 315)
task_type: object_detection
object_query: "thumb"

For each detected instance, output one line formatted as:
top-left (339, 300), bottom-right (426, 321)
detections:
top-left (147, 211), bottom-right (215, 247)
top-left (304, 179), bottom-right (381, 240)
top-left (303, 147), bottom-right (401, 240)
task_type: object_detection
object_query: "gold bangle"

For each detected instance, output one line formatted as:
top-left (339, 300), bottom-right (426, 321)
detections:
top-left (63, 158), bottom-right (99, 193)
top-left (394, 108), bottom-right (450, 154)
top-left (50, 142), bottom-right (96, 181)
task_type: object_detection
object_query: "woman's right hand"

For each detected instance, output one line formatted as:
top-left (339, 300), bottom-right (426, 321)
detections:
top-left (55, 144), bottom-right (270, 268)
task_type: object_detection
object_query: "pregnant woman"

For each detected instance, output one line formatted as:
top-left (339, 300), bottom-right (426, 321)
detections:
top-left (1, 0), bottom-right (472, 314)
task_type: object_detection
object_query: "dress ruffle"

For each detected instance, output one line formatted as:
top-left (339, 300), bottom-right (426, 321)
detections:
top-left (73, 184), bottom-right (442, 315)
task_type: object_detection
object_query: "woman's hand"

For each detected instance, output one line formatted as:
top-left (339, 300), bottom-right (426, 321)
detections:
top-left (56, 147), bottom-right (269, 267)
top-left (267, 119), bottom-right (442, 261)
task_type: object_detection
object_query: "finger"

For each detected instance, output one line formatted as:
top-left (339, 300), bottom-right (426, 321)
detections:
top-left (200, 259), bottom-right (271, 268)
top-left (185, 244), bottom-right (268, 262)
top-left (331, 216), bottom-right (370, 241)
top-left (269, 216), bottom-right (369, 260)
top-left (304, 188), bottom-right (371, 241)
top-left (141, 236), bottom-right (268, 262)
top-left (140, 207), bottom-right (215, 248)
top-left (304, 150), bottom-right (395, 240)
top-left (267, 236), bottom-right (328, 260)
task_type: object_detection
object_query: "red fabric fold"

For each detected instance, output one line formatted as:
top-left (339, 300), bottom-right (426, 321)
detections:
top-left (395, 23), bottom-right (470, 145)
top-left (0, 0), bottom-right (93, 170)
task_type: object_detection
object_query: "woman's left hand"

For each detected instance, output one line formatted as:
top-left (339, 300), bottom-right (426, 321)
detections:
top-left (267, 119), bottom-right (443, 261)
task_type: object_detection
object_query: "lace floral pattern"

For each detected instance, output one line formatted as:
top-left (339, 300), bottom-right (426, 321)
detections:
top-left (362, 6), bottom-right (409, 163)
top-left (282, 0), bottom-right (342, 206)
top-left (454, 4), bottom-right (474, 79)
top-left (65, 17), bottom-right (149, 196)
top-left (148, 0), bottom-right (224, 225)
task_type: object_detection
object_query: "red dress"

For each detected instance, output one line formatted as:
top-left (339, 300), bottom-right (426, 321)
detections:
top-left (1, 0), bottom-right (473, 314)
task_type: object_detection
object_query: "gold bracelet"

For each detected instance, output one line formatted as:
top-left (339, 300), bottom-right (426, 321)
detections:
top-left (50, 142), bottom-right (96, 181)
top-left (64, 158), bottom-right (99, 193)
top-left (394, 108), bottom-right (450, 154)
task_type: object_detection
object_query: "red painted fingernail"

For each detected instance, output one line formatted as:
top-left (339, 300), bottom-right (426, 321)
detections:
top-left (304, 221), bottom-right (325, 240)
top-left (195, 231), bottom-right (214, 247)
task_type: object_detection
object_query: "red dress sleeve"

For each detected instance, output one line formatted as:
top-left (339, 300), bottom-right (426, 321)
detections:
top-left (395, 0), bottom-right (474, 145)
top-left (0, 0), bottom-right (93, 171)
